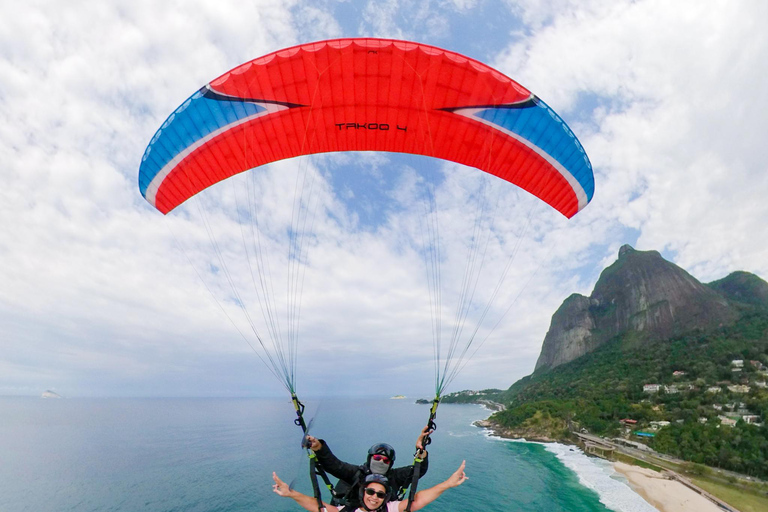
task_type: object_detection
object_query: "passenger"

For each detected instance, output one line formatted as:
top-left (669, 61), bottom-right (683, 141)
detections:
top-left (304, 426), bottom-right (431, 508)
top-left (272, 460), bottom-right (468, 512)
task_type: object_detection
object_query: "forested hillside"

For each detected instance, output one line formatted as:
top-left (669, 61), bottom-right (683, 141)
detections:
top-left (478, 313), bottom-right (768, 477)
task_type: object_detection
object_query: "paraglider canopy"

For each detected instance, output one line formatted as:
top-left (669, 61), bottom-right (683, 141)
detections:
top-left (139, 38), bottom-right (593, 218)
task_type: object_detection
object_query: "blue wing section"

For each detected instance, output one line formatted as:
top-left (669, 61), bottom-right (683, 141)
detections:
top-left (474, 98), bottom-right (594, 203)
top-left (138, 89), bottom-right (267, 198)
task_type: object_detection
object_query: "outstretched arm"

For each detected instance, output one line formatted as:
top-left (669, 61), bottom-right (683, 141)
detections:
top-left (391, 425), bottom-right (433, 488)
top-left (272, 472), bottom-right (338, 512)
top-left (399, 461), bottom-right (468, 512)
top-left (415, 425), bottom-right (431, 476)
top-left (304, 436), bottom-right (361, 483)
top-left (415, 425), bottom-right (433, 453)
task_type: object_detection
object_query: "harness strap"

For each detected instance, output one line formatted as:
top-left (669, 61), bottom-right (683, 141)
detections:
top-left (403, 455), bottom-right (424, 512)
top-left (405, 396), bottom-right (440, 512)
top-left (308, 453), bottom-right (325, 512)
top-left (422, 397), bottom-right (440, 447)
top-left (292, 393), bottom-right (338, 512)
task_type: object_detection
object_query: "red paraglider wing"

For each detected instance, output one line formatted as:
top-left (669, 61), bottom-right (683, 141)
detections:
top-left (139, 39), bottom-right (593, 217)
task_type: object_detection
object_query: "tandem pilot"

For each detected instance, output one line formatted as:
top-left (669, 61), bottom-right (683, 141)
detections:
top-left (272, 460), bottom-right (468, 512)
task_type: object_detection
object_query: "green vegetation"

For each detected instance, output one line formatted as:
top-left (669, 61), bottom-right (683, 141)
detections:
top-left (687, 475), bottom-right (768, 512)
top-left (486, 312), bottom-right (768, 478)
top-left (440, 389), bottom-right (502, 404)
top-left (613, 453), bottom-right (663, 472)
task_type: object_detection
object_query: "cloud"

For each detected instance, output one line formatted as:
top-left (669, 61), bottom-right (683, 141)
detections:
top-left (0, 1), bottom-right (306, 396)
top-left (495, 0), bottom-right (768, 283)
top-left (2, 0), bottom-right (767, 398)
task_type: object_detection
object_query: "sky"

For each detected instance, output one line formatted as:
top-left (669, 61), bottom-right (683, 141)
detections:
top-left (2, 0), bottom-right (767, 398)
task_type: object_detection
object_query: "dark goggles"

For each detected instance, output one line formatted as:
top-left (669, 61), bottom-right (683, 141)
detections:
top-left (364, 488), bottom-right (388, 499)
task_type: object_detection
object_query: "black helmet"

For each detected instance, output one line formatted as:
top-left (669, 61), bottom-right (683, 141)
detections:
top-left (366, 443), bottom-right (396, 466)
top-left (364, 473), bottom-right (391, 491)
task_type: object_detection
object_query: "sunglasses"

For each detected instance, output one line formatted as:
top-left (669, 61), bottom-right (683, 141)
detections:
top-left (364, 488), bottom-right (388, 499)
top-left (371, 454), bottom-right (390, 464)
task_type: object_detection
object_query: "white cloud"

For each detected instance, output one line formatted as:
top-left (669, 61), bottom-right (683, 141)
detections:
top-left (2, 0), bottom-right (767, 398)
top-left (496, 0), bottom-right (768, 283)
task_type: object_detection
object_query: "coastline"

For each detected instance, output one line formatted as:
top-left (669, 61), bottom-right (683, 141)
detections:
top-left (473, 417), bottom-right (568, 444)
top-left (475, 417), bottom-right (658, 512)
top-left (612, 462), bottom-right (724, 512)
top-left (473, 416), bottom-right (731, 512)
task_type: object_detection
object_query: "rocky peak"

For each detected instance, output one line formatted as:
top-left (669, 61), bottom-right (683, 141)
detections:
top-left (534, 246), bottom-right (742, 372)
top-left (618, 244), bottom-right (635, 258)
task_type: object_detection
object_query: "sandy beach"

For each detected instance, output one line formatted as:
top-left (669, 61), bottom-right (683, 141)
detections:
top-left (613, 462), bottom-right (725, 512)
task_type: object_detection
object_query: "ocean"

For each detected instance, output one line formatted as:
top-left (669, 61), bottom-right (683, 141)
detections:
top-left (0, 397), bottom-right (657, 512)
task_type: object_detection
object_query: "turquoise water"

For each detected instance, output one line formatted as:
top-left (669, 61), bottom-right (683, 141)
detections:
top-left (0, 397), bottom-right (653, 511)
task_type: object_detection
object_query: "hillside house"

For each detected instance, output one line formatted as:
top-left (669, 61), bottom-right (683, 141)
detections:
top-left (727, 384), bottom-right (750, 393)
top-left (707, 386), bottom-right (722, 393)
top-left (649, 421), bottom-right (671, 430)
top-left (742, 415), bottom-right (762, 425)
top-left (718, 416), bottom-right (738, 427)
top-left (731, 359), bottom-right (744, 367)
top-left (672, 371), bottom-right (686, 377)
top-left (643, 384), bottom-right (661, 393)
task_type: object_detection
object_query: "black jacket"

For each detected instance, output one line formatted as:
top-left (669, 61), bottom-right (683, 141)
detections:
top-left (315, 439), bottom-right (429, 508)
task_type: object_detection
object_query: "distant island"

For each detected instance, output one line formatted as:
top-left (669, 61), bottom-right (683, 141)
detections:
top-left (41, 390), bottom-right (62, 399)
top-left (390, 395), bottom-right (406, 399)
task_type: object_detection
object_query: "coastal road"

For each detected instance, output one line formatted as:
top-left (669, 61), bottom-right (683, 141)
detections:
top-left (573, 432), bottom-right (767, 486)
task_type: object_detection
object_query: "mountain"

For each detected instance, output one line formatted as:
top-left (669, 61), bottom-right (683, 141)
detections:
top-left (535, 245), bottom-right (747, 371)
top-left (708, 270), bottom-right (768, 308)
top-left (466, 247), bottom-right (768, 480)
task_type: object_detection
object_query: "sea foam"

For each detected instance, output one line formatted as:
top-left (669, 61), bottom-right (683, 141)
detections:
top-left (542, 443), bottom-right (658, 512)
top-left (480, 427), bottom-right (658, 512)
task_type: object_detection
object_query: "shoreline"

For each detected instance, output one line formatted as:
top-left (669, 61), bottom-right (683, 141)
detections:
top-left (473, 417), bottom-right (732, 512)
top-left (472, 417), bottom-right (570, 445)
top-left (612, 462), bottom-right (725, 512)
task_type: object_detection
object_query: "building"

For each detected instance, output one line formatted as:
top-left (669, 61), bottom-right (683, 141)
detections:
top-left (727, 384), bottom-right (750, 394)
top-left (643, 384), bottom-right (661, 393)
top-left (707, 386), bottom-right (722, 393)
top-left (718, 416), bottom-right (737, 427)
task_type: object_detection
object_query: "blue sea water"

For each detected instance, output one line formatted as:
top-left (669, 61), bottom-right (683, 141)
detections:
top-left (0, 397), bottom-right (656, 512)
